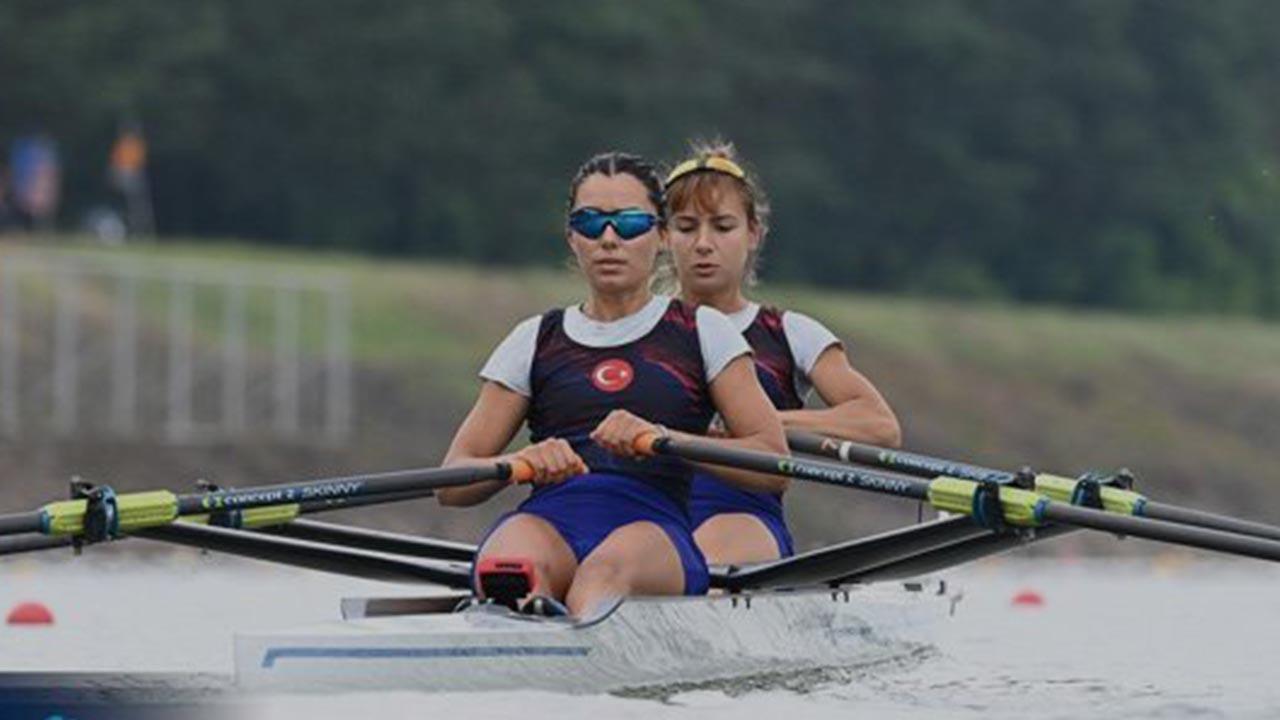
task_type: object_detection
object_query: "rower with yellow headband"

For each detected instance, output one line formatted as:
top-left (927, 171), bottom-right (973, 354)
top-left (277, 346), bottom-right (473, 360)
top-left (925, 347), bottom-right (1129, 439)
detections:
top-left (439, 151), bottom-right (788, 617)
top-left (663, 140), bottom-right (903, 564)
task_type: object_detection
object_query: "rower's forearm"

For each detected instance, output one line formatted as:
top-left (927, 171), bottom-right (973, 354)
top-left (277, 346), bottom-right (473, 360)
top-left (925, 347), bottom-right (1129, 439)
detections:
top-left (437, 453), bottom-right (509, 506)
top-left (780, 405), bottom-right (902, 448)
top-left (436, 479), bottom-right (506, 507)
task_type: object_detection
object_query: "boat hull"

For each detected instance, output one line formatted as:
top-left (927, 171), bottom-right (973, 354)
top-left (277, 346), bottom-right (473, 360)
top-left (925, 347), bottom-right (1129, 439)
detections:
top-left (235, 582), bottom-right (951, 694)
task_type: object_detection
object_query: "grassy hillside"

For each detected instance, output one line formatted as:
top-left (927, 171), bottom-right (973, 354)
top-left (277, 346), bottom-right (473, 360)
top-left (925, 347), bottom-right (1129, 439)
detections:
top-left (3, 236), bottom-right (1278, 554)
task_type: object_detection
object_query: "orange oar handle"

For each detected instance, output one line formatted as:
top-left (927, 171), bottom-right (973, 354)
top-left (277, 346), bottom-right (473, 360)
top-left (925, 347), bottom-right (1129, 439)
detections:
top-left (633, 431), bottom-right (663, 456)
top-left (507, 459), bottom-right (536, 484)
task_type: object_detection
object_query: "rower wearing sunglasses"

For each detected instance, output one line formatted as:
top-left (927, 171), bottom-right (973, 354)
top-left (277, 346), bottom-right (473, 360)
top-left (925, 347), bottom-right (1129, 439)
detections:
top-left (664, 141), bottom-right (902, 564)
top-left (439, 151), bottom-right (787, 617)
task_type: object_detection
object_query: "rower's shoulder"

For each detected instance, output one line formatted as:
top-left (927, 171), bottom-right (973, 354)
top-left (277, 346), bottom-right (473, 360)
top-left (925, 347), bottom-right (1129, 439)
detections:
top-left (504, 308), bottom-right (565, 337)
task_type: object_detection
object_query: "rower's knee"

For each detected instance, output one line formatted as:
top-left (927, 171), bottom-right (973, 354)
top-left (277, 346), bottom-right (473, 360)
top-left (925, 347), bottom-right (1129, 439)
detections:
top-left (568, 521), bottom-right (684, 608)
top-left (564, 555), bottom-right (632, 617)
top-left (573, 554), bottom-right (630, 594)
top-left (566, 529), bottom-right (659, 611)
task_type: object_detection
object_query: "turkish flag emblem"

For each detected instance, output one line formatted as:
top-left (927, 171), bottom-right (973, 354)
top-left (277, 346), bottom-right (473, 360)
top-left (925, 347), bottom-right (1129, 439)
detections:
top-left (590, 358), bottom-right (635, 393)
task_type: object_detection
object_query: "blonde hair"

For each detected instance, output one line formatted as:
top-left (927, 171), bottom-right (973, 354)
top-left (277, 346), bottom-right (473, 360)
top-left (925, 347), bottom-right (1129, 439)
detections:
top-left (663, 139), bottom-right (771, 285)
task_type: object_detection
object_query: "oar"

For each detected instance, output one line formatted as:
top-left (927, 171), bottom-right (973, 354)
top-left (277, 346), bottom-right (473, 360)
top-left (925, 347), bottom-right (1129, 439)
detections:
top-left (637, 435), bottom-right (1280, 563)
top-left (0, 487), bottom-right (455, 559)
top-left (0, 534), bottom-right (72, 556)
top-left (779, 431), bottom-right (1117, 580)
top-left (787, 430), bottom-right (1280, 543)
top-left (0, 461), bottom-right (533, 547)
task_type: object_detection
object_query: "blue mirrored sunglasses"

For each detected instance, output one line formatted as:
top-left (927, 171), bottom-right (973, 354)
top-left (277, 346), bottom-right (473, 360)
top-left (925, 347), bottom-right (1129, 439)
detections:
top-left (568, 208), bottom-right (659, 241)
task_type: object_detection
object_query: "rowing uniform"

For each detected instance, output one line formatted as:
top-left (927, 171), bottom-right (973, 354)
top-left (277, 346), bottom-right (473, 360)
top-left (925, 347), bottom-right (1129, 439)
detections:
top-left (688, 303), bottom-right (840, 557)
top-left (478, 295), bottom-right (750, 595)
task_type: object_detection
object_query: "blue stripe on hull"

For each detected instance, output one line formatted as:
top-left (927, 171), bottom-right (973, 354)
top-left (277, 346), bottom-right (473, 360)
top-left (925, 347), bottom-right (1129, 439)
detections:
top-left (262, 645), bottom-right (591, 668)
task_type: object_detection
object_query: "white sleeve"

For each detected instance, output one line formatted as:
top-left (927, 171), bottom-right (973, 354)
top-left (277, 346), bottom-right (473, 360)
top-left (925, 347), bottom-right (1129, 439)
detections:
top-left (478, 315), bottom-right (541, 397)
top-left (782, 311), bottom-right (842, 377)
top-left (695, 306), bottom-right (752, 383)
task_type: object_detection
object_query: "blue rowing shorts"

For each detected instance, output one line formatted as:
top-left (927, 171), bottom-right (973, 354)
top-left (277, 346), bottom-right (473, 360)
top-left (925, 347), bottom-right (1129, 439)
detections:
top-left (478, 472), bottom-right (710, 595)
top-left (689, 472), bottom-right (795, 558)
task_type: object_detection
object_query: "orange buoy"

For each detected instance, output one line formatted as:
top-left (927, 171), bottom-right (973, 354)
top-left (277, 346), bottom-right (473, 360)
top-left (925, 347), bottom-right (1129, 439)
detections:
top-left (1011, 588), bottom-right (1045, 608)
top-left (6, 601), bottom-right (54, 625)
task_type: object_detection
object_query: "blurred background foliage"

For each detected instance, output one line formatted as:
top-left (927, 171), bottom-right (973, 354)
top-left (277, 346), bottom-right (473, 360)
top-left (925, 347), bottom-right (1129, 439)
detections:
top-left (2, 0), bottom-right (1277, 316)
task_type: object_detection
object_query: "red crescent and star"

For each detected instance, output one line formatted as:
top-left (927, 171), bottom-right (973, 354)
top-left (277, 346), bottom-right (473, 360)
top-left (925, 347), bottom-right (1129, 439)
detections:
top-left (590, 358), bottom-right (634, 393)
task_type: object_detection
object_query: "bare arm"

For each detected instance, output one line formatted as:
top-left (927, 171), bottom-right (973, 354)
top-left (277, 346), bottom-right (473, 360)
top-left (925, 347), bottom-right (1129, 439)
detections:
top-left (697, 354), bottom-right (791, 492)
top-left (439, 381), bottom-right (590, 506)
top-left (437, 382), bottom-right (531, 507)
top-left (779, 346), bottom-right (902, 448)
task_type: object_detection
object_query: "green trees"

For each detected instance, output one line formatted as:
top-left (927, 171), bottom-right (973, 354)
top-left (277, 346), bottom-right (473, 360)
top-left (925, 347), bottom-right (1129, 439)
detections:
top-left (2, 1), bottom-right (1276, 315)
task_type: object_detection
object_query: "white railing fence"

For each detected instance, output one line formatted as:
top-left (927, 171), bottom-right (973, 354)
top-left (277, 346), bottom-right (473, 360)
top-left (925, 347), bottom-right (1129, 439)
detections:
top-left (0, 251), bottom-right (351, 445)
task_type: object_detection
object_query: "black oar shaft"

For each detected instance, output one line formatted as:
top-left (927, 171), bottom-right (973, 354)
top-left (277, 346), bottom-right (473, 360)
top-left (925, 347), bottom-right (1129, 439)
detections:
top-left (173, 464), bottom-right (510, 516)
top-left (0, 534), bottom-right (73, 556)
top-left (0, 511), bottom-right (45, 537)
top-left (654, 437), bottom-right (931, 501)
top-left (1142, 501), bottom-right (1280, 543)
top-left (0, 490), bottom-right (442, 558)
top-left (651, 435), bottom-right (1280, 565)
top-left (787, 430), bottom-right (1013, 483)
top-left (789, 430), bottom-right (1280, 545)
top-left (294, 487), bottom-right (436, 513)
top-left (1044, 504), bottom-right (1280, 563)
top-left (0, 460), bottom-right (529, 546)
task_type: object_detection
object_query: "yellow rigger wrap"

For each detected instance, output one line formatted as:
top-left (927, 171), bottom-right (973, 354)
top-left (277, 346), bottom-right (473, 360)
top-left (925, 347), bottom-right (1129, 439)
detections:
top-left (926, 476), bottom-right (1047, 527)
top-left (239, 504), bottom-right (301, 528)
top-left (181, 503), bottom-right (301, 529)
top-left (1034, 474), bottom-right (1147, 515)
top-left (40, 491), bottom-right (179, 537)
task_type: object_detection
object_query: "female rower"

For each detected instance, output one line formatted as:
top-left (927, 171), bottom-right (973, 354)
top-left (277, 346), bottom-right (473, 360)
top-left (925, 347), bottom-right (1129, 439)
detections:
top-left (664, 141), bottom-right (901, 565)
top-left (438, 151), bottom-right (787, 617)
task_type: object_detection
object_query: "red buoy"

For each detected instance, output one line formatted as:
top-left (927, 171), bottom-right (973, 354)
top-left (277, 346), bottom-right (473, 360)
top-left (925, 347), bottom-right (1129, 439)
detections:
top-left (6, 601), bottom-right (54, 625)
top-left (1011, 588), bottom-right (1045, 608)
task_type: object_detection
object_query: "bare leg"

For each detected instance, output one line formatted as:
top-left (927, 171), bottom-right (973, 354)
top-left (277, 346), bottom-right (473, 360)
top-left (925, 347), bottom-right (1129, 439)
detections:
top-left (565, 521), bottom-right (686, 617)
top-left (693, 513), bottom-right (782, 566)
top-left (475, 513), bottom-right (577, 601)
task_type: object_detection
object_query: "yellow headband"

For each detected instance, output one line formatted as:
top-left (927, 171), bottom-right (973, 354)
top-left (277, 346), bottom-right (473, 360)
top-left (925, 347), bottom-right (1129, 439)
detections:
top-left (664, 156), bottom-right (746, 187)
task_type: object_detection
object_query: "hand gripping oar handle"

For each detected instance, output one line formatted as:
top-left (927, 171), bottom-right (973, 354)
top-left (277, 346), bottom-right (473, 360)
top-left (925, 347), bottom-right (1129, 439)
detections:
top-left (633, 432), bottom-right (665, 457)
top-left (0, 459), bottom-right (536, 543)
top-left (788, 430), bottom-right (1280, 543)
top-left (641, 433), bottom-right (1280, 564)
top-left (504, 458), bottom-right (535, 481)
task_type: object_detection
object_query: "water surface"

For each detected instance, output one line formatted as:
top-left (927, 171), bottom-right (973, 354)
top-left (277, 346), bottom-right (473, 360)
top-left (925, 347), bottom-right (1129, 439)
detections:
top-left (2, 550), bottom-right (1276, 718)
